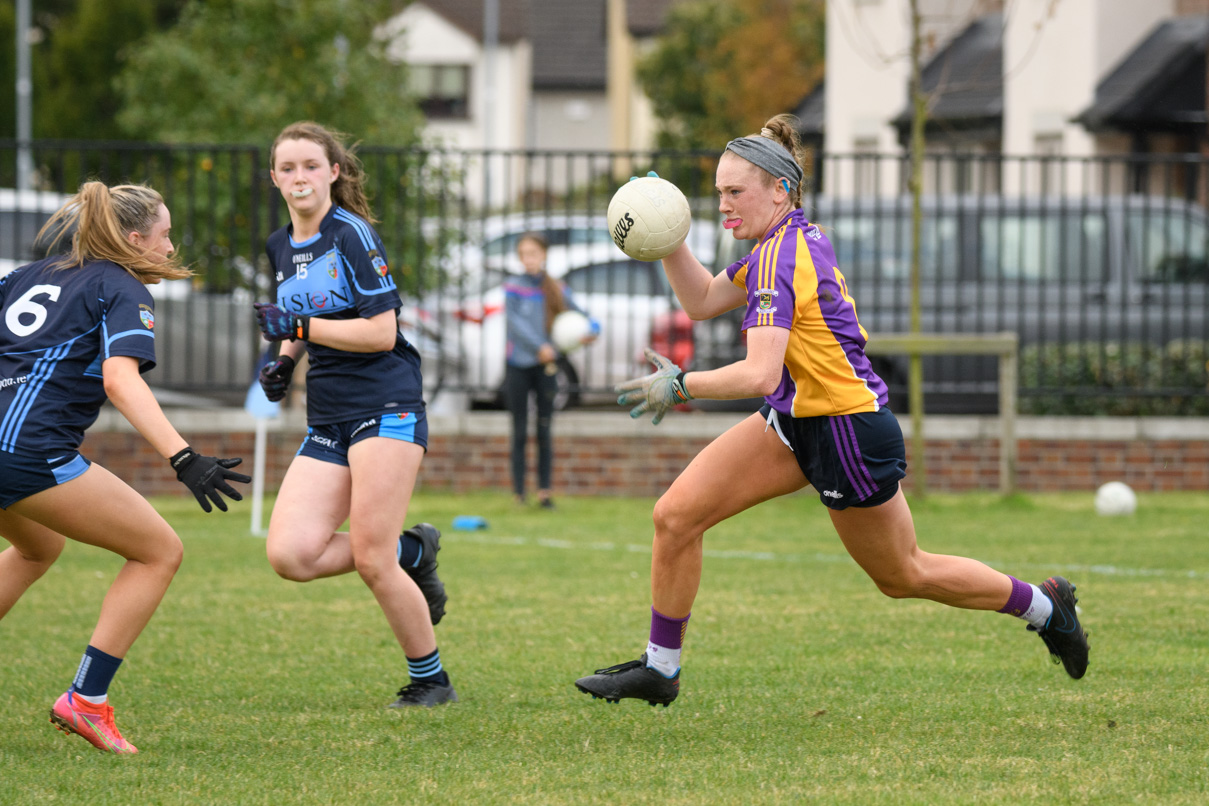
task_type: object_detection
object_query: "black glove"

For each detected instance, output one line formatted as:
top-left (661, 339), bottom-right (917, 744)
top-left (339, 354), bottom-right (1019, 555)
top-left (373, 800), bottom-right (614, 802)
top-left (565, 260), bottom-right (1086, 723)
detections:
top-left (253, 302), bottom-right (310, 342)
top-left (258, 354), bottom-right (296, 402)
top-left (170, 447), bottom-right (252, 513)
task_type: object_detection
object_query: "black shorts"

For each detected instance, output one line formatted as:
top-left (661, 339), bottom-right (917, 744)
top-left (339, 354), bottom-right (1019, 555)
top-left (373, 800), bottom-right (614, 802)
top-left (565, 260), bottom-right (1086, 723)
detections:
top-left (0, 450), bottom-right (91, 509)
top-left (761, 405), bottom-right (906, 511)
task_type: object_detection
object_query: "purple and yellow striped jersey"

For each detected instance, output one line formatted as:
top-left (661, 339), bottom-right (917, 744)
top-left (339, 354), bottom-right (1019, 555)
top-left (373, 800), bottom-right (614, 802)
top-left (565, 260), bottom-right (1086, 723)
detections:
top-left (724, 209), bottom-right (889, 417)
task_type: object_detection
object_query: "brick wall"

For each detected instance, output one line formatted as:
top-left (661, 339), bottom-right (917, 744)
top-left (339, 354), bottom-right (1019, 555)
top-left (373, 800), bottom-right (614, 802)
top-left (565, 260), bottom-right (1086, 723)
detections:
top-left (80, 408), bottom-right (1209, 498)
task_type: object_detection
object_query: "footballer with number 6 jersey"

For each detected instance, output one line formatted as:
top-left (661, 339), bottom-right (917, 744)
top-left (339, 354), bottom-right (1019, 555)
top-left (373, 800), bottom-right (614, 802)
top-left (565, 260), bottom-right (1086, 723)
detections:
top-left (0, 182), bottom-right (250, 755)
top-left (575, 114), bottom-right (1090, 708)
top-left (253, 121), bottom-right (456, 709)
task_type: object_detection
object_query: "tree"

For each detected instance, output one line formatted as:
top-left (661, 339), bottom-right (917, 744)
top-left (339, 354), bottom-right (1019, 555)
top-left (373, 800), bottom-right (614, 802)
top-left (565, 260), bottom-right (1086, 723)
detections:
top-left (116, 0), bottom-right (423, 146)
top-left (638, 0), bottom-right (825, 151)
top-left (33, 0), bottom-right (186, 141)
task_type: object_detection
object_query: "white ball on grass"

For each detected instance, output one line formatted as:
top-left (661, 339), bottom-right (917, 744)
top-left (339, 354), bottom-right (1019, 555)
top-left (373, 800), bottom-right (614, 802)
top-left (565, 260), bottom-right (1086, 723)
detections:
top-left (1094, 481), bottom-right (1137, 516)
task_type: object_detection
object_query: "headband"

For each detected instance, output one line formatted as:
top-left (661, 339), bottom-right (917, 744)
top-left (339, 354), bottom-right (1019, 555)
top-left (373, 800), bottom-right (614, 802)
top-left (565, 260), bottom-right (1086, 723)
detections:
top-left (723, 133), bottom-right (804, 191)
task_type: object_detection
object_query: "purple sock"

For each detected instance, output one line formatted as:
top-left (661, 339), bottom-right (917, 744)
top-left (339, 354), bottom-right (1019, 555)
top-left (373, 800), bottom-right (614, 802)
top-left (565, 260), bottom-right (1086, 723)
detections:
top-left (649, 607), bottom-right (690, 649)
top-left (997, 576), bottom-right (1032, 617)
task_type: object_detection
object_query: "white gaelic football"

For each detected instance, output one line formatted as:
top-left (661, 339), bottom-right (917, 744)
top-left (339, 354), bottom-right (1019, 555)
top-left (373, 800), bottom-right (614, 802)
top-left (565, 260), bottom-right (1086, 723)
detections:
top-left (607, 176), bottom-right (691, 261)
top-left (551, 310), bottom-right (593, 354)
top-left (1094, 481), bottom-right (1137, 516)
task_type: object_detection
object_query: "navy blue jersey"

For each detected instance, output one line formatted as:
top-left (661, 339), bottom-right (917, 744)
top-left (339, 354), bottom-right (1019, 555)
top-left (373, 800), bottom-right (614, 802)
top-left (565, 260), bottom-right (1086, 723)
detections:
top-left (0, 259), bottom-right (157, 455)
top-left (266, 205), bottom-right (421, 424)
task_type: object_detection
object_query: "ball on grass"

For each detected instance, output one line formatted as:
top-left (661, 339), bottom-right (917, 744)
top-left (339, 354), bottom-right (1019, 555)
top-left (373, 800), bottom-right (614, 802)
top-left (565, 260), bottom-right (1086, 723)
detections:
top-left (1094, 481), bottom-right (1137, 516)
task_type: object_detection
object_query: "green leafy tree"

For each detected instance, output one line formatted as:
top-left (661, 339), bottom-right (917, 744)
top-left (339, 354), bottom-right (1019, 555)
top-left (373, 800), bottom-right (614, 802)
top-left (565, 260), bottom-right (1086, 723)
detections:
top-left (0, 2), bottom-right (14, 140)
top-left (116, 0), bottom-right (422, 146)
top-left (33, 0), bottom-right (186, 141)
top-left (638, 0), bottom-right (825, 151)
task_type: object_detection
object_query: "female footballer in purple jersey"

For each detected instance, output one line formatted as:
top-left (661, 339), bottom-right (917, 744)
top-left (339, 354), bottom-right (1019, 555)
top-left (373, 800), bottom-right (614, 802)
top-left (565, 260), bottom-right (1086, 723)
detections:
top-left (251, 122), bottom-right (456, 708)
top-left (0, 182), bottom-right (251, 753)
top-left (575, 114), bottom-right (1089, 707)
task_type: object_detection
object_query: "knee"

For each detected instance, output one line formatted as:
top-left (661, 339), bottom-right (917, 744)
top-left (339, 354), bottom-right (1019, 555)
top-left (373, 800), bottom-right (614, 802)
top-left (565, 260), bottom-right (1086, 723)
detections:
top-left (15, 533), bottom-right (66, 568)
top-left (266, 545), bottom-right (315, 582)
top-left (868, 566), bottom-right (924, 600)
top-left (352, 551), bottom-right (393, 589)
top-left (652, 494), bottom-right (701, 548)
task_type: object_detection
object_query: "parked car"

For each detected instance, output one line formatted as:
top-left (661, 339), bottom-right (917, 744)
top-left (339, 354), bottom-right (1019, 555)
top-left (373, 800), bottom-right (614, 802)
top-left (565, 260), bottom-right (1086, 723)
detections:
top-left (430, 211), bottom-right (717, 282)
top-left (0, 188), bottom-right (71, 278)
top-left (665, 194), bottom-right (1209, 413)
top-left (428, 258), bottom-right (681, 409)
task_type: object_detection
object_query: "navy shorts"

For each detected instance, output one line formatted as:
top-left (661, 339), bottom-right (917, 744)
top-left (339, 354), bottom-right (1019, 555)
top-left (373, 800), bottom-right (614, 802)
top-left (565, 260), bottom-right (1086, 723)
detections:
top-left (761, 405), bottom-right (906, 511)
top-left (296, 410), bottom-right (428, 466)
top-left (0, 450), bottom-right (91, 509)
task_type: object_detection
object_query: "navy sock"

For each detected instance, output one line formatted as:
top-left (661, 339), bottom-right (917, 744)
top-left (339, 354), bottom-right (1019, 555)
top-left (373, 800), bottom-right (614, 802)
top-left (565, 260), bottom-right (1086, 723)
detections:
top-left (407, 648), bottom-right (449, 686)
top-left (398, 533), bottom-right (422, 568)
top-left (71, 645), bottom-right (123, 698)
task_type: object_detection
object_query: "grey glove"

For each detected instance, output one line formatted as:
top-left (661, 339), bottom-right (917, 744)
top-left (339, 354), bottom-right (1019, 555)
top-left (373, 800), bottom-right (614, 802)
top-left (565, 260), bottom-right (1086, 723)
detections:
top-left (616, 347), bottom-right (693, 425)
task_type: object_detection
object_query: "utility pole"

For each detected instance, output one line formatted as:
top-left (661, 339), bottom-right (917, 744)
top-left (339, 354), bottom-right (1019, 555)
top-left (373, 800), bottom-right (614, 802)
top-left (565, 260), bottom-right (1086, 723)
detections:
top-left (16, 0), bottom-right (34, 190)
top-left (907, 0), bottom-right (927, 495)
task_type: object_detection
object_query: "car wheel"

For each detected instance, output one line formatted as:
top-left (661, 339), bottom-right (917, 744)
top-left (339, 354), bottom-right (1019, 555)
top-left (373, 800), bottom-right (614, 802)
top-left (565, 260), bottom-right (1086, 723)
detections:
top-left (552, 356), bottom-right (581, 411)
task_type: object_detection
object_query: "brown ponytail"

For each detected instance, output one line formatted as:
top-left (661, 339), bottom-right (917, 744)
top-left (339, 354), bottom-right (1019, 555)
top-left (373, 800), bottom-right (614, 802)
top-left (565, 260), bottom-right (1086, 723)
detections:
top-left (39, 181), bottom-right (190, 283)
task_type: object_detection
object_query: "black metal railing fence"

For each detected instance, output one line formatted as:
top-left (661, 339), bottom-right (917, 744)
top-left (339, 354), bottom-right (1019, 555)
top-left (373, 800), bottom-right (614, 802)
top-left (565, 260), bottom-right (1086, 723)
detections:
top-left (2, 140), bottom-right (1206, 414)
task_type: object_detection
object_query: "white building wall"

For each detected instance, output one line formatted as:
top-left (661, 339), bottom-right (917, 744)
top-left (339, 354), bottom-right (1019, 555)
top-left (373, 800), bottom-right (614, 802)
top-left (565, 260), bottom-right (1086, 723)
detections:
top-left (381, 4), bottom-right (531, 153)
top-left (1002, 0), bottom-right (1174, 193)
top-left (823, 0), bottom-right (989, 197)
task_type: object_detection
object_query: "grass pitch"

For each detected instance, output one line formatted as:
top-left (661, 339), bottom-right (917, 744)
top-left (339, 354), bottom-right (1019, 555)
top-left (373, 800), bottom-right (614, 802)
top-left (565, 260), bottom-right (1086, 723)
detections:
top-left (2, 490), bottom-right (1207, 805)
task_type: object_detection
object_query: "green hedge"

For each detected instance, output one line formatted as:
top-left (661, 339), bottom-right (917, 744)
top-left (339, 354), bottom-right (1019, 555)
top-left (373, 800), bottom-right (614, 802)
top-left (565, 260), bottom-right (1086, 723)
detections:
top-left (1020, 340), bottom-right (1209, 416)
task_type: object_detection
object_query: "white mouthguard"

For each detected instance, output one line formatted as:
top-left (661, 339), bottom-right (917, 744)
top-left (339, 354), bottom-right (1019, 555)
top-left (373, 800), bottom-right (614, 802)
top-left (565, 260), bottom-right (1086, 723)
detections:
top-left (291, 188), bottom-right (314, 199)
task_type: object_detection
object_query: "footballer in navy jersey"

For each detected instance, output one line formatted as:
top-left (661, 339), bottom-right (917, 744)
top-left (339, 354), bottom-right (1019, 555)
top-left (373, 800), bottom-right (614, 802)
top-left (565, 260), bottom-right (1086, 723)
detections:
top-left (265, 203), bottom-right (423, 425)
top-left (254, 122), bottom-right (456, 708)
top-left (1, 181), bottom-right (249, 756)
top-left (0, 258), bottom-right (157, 456)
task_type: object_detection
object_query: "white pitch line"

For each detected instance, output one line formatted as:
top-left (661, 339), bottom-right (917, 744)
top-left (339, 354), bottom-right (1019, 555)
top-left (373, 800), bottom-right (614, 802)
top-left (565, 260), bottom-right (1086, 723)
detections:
top-left (443, 532), bottom-right (1205, 580)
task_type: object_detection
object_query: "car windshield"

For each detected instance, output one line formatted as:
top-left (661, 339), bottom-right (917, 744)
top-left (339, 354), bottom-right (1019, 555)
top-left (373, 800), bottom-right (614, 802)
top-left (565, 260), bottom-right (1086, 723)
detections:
top-left (979, 210), bottom-right (1109, 282)
top-left (483, 226), bottom-right (614, 257)
top-left (1127, 209), bottom-right (1209, 283)
top-left (564, 260), bottom-right (672, 297)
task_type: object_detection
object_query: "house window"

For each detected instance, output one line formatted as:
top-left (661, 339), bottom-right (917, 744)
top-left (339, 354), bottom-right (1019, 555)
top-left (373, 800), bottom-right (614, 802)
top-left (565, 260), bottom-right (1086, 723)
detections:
top-left (409, 64), bottom-right (470, 119)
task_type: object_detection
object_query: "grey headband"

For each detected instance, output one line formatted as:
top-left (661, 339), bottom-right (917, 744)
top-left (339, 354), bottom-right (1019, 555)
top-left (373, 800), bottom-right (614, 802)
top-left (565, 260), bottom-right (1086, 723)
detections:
top-left (723, 134), bottom-right (804, 191)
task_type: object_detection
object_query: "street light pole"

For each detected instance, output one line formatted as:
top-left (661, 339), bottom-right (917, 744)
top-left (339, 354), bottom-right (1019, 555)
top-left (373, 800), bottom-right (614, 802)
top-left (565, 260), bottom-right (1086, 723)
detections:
top-left (16, 0), bottom-right (34, 190)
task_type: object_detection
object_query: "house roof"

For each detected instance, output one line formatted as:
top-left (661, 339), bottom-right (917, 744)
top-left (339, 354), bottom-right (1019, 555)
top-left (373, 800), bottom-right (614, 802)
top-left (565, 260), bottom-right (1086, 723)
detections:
top-left (626, 0), bottom-right (678, 37)
top-left (794, 79), bottom-right (825, 138)
top-left (530, 0), bottom-right (607, 90)
top-left (419, 0), bottom-right (677, 91)
top-left (1076, 15), bottom-right (1209, 132)
top-left (416, 0), bottom-right (529, 44)
top-left (894, 13), bottom-right (1003, 130)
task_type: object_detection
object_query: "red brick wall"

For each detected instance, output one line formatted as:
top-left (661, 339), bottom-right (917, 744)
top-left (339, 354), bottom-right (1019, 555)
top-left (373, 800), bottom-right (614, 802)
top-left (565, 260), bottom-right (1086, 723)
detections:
top-left (78, 411), bottom-right (1209, 498)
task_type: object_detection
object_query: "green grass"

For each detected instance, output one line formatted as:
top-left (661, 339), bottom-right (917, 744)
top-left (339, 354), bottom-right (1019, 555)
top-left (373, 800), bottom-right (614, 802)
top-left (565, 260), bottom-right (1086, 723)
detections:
top-left (2, 490), bottom-right (1207, 805)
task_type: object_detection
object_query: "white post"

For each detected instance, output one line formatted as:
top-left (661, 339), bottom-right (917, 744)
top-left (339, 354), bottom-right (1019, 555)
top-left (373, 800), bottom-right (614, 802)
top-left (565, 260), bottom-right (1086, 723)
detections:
top-left (250, 417), bottom-right (268, 536)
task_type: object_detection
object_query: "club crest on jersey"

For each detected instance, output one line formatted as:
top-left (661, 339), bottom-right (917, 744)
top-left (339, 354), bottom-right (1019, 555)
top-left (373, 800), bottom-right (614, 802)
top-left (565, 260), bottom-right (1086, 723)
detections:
top-left (368, 249), bottom-right (388, 277)
top-left (327, 253), bottom-right (338, 279)
top-left (139, 304), bottom-right (155, 330)
top-left (757, 288), bottom-right (778, 311)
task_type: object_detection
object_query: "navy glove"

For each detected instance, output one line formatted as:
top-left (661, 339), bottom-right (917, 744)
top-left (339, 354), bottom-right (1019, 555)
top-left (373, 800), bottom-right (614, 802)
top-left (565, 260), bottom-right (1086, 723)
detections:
top-left (253, 302), bottom-right (309, 342)
top-left (169, 447), bottom-right (252, 513)
top-left (615, 347), bottom-right (693, 425)
top-left (258, 354), bottom-right (296, 402)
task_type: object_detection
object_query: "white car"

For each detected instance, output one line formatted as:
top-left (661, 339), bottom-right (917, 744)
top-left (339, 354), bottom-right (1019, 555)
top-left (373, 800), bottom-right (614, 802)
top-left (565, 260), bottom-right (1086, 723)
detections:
top-left (0, 188), bottom-right (70, 279)
top-left (432, 211), bottom-right (717, 283)
top-left (432, 257), bottom-right (682, 409)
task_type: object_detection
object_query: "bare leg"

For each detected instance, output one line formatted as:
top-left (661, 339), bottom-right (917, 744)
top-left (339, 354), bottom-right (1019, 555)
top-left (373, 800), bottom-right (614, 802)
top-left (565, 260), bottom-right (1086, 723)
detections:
top-left (346, 438), bottom-right (434, 658)
top-left (650, 413), bottom-right (809, 617)
top-left (265, 456), bottom-right (355, 580)
top-left (0, 512), bottom-right (66, 619)
top-left (829, 488), bottom-right (1012, 609)
top-left (5, 464), bottom-right (182, 657)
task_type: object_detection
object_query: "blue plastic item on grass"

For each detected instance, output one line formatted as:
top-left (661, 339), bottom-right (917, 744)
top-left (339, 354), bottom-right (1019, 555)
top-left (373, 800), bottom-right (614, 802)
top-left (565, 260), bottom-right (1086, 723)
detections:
top-left (452, 515), bottom-right (488, 531)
